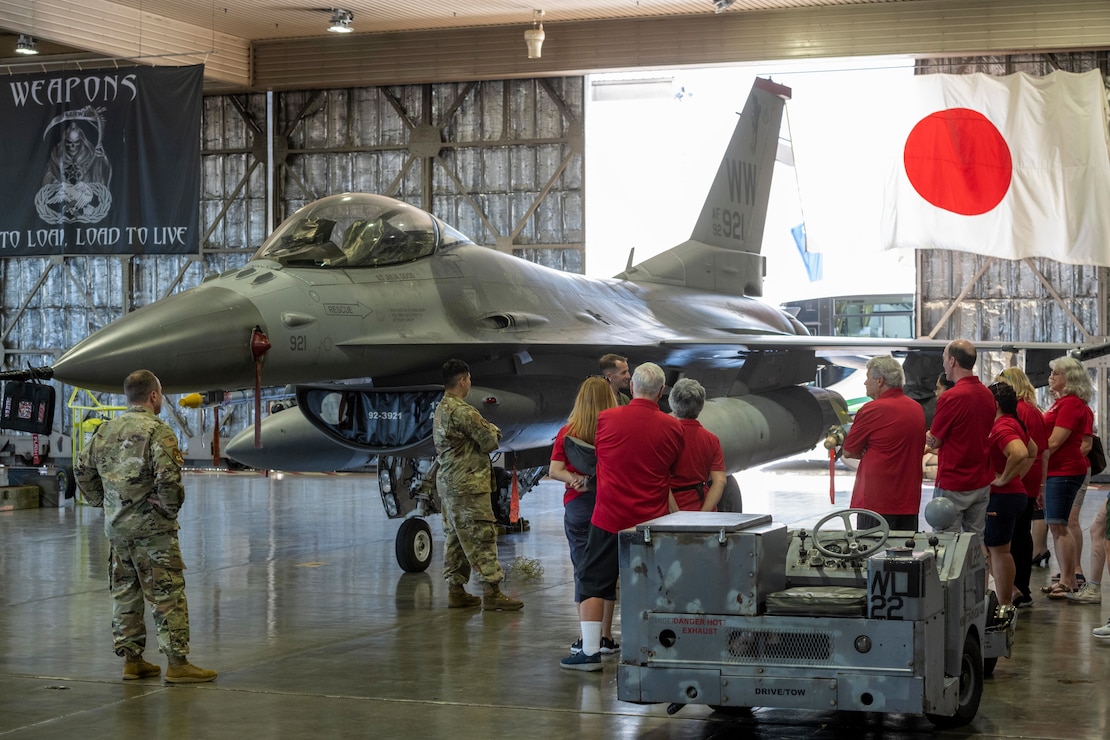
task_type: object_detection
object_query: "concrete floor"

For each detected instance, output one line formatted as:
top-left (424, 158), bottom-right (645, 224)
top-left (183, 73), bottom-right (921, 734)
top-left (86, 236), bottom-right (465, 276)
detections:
top-left (1, 459), bottom-right (1108, 739)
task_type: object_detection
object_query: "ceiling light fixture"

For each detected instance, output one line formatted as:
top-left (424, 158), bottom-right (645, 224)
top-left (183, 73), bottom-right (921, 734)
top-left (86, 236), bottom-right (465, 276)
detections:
top-left (328, 8), bottom-right (353, 34)
top-left (524, 9), bottom-right (545, 59)
top-left (713, 0), bottom-right (737, 12)
top-left (15, 34), bottom-right (39, 55)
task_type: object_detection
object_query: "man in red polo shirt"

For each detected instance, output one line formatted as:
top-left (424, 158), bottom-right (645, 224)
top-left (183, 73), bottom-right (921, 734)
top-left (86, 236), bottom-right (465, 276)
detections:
top-left (560, 361), bottom-right (684, 671)
top-left (842, 355), bottom-right (926, 532)
top-left (925, 339), bottom-right (996, 537)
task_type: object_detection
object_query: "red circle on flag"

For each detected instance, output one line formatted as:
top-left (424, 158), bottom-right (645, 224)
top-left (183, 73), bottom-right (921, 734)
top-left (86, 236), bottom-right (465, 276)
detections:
top-left (903, 108), bottom-right (1012, 216)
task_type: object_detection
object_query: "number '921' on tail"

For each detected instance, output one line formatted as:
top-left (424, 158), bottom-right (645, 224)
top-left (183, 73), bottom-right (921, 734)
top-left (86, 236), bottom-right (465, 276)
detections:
top-left (617, 77), bottom-right (791, 298)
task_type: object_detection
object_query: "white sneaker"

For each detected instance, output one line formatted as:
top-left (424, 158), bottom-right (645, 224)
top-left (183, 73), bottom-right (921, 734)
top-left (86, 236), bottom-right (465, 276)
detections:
top-left (1093, 620), bottom-right (1110, 639)
top-left (1066, 582), bottom-right (1102, 604)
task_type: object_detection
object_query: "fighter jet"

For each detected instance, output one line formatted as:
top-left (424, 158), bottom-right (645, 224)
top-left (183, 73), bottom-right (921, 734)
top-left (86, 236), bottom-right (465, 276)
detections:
top-left (7, 77), bottom-right (1084, 572)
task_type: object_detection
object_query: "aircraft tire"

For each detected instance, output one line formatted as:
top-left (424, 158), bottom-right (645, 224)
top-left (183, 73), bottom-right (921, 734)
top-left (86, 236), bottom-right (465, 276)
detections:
top-left (926, 632), bottom-right (983, 728)
top-left (395, 518), bottom-right (433, 573)
top-left (56, 465), bottom-right (76, 501)
top-left (717, 476), bottom-right (743, 513)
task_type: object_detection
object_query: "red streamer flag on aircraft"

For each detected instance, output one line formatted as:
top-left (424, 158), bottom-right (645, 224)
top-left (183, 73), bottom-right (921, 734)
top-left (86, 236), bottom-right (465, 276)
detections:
top-left (510, 465), bottom-right (520, 524)
top-left (880, 69), bottom-right (1110, 266)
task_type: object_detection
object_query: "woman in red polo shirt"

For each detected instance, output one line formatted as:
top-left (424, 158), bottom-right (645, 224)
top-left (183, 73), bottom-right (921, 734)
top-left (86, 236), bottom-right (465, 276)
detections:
top-left (549, 376), bottom-right (618, 657)
top-left (994, 366), bottom-right (1049, 607)
top-left (667, 378), bottom-right (727, 512)
top-left (1042, 356), bottom-right (1094, 599)
top-left (986, 382), bottom-right (1036, 607)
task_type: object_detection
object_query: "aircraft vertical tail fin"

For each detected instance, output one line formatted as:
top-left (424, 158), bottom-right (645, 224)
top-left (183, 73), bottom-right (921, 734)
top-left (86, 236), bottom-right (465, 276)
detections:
top-left (619, 77), bottom-right (792, 297)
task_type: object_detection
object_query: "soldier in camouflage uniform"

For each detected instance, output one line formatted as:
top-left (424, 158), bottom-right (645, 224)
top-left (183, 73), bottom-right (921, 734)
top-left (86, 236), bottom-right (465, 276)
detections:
top-left (434, 359), bottom-right (523, 611)
top-left (74, 369), bottom-right (217, 683)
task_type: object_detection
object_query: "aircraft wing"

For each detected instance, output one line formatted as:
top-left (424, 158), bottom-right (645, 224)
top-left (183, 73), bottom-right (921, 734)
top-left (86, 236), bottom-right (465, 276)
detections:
top-left (661, 334), bottom-right (1095, 356)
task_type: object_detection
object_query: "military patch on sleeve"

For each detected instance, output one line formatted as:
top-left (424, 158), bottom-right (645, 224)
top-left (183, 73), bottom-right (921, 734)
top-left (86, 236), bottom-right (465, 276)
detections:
top-left (154, 424), bottom-right (185, 468)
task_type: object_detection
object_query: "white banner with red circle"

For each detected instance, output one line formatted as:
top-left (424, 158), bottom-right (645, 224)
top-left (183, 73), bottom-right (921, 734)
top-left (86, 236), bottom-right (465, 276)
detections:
top-left (880, 69), bottom-right (1110, 266)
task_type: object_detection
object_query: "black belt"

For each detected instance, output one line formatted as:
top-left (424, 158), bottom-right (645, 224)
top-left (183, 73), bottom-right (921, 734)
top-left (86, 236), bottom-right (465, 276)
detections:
top-left (672, 482), bottom-right (707, 499)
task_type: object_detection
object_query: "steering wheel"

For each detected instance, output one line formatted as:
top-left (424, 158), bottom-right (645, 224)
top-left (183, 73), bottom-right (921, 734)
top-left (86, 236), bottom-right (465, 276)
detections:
top-left (810, 508), bottom-right (890, 559)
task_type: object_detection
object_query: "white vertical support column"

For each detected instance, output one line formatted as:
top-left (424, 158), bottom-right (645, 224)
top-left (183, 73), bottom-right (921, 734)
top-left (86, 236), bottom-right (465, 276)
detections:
top-left (1099, 262), bottom-right (1107, 438)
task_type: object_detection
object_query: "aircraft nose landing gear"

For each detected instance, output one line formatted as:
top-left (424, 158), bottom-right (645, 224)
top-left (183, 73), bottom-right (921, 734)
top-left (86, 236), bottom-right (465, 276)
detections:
top-left (379, 456), bottom-right (438, 572)
top-left (396, 518), bottom-right (433, 572)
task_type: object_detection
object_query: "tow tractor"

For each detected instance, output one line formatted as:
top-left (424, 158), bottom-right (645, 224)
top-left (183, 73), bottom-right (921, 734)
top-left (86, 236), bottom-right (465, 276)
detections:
top-left (617, 506), bottom-right (1016, 728)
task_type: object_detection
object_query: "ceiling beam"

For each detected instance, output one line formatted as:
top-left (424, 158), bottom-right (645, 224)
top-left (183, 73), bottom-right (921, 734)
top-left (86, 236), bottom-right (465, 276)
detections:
top-left (253, 0), bottom-right (1110, 91)
top-left (3, 0), bottom-right (1109, 92)
top-left (0, 0), bottom-right (249, 89)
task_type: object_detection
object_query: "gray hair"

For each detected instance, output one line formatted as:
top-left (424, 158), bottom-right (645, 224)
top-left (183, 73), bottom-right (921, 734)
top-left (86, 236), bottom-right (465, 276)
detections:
top-left (631, 362), bottom-right (666, 399)
top-left (1050, 355), bottom-right (1093, 402)
top-left (866, 356), bottom-right (904, 388)
top-left (669, 378), bottom-right (706, 419)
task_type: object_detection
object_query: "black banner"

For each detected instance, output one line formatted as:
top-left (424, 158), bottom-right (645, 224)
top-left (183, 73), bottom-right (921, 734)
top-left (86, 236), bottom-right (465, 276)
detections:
top-left (0, 65), bottom-right (203, 256)
top-left (0, 381), bottom-right (55, 434)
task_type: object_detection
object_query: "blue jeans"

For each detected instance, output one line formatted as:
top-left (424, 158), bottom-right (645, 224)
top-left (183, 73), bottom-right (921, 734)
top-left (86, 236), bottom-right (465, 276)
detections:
top-left (1044, 474), bottom-right (1086, 525)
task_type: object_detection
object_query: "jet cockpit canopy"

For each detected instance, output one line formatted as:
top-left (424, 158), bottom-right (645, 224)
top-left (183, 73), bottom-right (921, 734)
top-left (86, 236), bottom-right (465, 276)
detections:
top-left (252, 193), bottom-right (473, 268)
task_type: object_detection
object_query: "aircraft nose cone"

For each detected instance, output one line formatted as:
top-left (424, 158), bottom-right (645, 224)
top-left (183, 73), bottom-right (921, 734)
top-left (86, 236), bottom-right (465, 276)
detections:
top-left (52, 286), bottom-right (266, 393)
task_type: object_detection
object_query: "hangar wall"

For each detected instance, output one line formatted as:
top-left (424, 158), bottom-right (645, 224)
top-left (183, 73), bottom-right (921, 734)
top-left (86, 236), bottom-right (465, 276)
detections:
top-left (0, 77), bottom-right (585, 463)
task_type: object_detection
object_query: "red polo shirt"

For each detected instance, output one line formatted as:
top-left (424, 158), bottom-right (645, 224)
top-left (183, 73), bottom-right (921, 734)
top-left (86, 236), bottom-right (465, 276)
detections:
top-left (1016, 399), bottom-right (1048, 498)
top-left (551, 425), bottom-right (588, 507)
top-left (842, 387), bottom-right (926, 515)
top-left (931, 376), bottom-right (995, 491)
top-left (989, 414), bottom-right (1030, 494)
top-left (592, 398), bottom-right (684, 533)
top-left (669, 418), bottom-right (725, 511)
top-left (1045, 394), bottom-right (1093, 476)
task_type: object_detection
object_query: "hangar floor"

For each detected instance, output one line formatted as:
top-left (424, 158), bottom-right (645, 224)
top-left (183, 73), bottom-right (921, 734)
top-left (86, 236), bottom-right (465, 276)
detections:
top-left (1, 460), bottom-right (1108, 739)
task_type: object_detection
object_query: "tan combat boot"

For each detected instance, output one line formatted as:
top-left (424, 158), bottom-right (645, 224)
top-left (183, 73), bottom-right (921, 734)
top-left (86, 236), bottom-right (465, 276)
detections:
top-left (165, 655), bottom-right (218, 684)
top-left (122, 655), bottom-right (161, 680)
top-left (448, 583), bottom-right (482, 608)
top-left (482, 583), bottom-right (523, 611)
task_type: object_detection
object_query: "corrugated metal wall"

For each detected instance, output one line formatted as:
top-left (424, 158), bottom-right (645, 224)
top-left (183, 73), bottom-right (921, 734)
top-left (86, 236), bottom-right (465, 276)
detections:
top-left (0, 77), bottom-right (584, 463)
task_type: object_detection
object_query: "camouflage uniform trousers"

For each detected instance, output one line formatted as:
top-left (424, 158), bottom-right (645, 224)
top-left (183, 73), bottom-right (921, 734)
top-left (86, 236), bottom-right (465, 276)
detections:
top-left (440, 489), bottom-right (504, 587)
top-left (109, 531), bottom-right (191, 658)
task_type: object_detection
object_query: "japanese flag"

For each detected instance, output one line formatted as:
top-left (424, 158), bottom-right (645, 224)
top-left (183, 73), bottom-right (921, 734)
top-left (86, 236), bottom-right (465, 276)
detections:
top-left (880, 69), bottom-right (1110, 266)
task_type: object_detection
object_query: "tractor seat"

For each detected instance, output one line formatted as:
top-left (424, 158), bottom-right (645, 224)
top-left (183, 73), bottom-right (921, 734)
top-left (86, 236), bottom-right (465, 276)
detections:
top-left (764, 586), bottom-right (868, 617)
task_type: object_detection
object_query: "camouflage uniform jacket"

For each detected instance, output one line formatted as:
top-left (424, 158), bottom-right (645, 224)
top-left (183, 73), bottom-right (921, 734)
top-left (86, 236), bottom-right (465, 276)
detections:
top-left (74, 405), bottom-right (186, 541)
top-left (433, 394), bottom-right (501, 496)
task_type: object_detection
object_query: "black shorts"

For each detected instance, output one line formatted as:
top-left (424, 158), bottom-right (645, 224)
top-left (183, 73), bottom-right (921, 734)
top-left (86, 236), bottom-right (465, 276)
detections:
top-left (984, 493), bottom-right (1028, 547)
top-left (858, 512), bottom-right (919, 533)
top-left (577, 523), bottom-right (618, 601)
